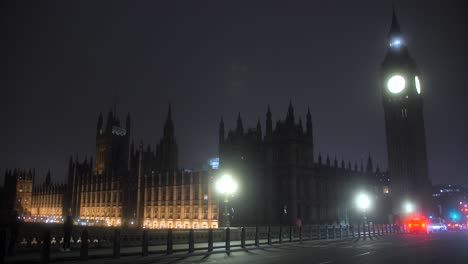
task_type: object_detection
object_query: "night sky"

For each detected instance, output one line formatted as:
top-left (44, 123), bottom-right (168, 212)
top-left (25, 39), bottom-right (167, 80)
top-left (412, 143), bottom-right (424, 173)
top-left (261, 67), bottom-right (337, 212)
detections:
top-left (2, 1), bottom-right (467, 186)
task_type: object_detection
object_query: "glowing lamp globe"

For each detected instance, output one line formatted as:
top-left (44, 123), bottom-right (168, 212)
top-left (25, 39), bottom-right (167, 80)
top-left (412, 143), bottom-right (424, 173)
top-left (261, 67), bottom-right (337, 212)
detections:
top-left (216, 174), bottom-right (237, 195)
top-left (356, 193), bottom-right (370, 211)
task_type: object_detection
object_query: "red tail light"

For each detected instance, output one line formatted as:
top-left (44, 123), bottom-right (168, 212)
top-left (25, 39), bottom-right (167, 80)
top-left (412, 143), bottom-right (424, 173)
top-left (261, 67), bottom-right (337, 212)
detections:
top-left (448, 224), bottom-right (452, 227)
top-left (409, 223), bottom-right (412, 228)
top-left (422, 223), bottom-right (426, 228)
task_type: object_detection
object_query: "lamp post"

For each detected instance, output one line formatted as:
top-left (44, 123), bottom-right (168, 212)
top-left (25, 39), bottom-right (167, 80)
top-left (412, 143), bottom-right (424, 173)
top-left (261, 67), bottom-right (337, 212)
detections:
top-left (356, 193), bottom-right (371, 226)
top-left (216, 174), bottom-right (237, 227)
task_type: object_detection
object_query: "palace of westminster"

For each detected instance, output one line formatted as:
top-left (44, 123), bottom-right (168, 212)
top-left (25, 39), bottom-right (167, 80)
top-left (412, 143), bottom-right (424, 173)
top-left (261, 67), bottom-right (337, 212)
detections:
top-left (1, 10), bottom-right (432, 228)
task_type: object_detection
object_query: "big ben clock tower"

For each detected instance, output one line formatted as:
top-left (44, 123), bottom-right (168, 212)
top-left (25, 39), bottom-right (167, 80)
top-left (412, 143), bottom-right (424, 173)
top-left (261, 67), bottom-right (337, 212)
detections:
top-left (381, 9), bottom-right (431, 217)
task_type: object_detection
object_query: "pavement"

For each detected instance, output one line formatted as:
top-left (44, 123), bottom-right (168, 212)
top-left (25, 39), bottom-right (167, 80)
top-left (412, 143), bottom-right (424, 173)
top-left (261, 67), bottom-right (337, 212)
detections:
top-left (7, 231), bottom-right (468, 263)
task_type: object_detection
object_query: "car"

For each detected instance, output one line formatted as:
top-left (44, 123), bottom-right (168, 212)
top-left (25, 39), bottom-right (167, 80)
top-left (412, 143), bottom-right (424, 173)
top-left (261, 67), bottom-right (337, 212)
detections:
top-left (447, 222), bottom-right (462, 231)
top-left (427, 219), bottom-right (447, 233)
top-left (405, 217), bottom-right (428, 233)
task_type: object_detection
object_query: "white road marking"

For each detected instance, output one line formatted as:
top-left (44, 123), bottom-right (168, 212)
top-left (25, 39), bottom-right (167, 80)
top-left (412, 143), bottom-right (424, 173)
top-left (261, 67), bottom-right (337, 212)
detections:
top-left (353, 251), bottom-right (371, 257)
top-left (318, 261), bottom-right (333, 264)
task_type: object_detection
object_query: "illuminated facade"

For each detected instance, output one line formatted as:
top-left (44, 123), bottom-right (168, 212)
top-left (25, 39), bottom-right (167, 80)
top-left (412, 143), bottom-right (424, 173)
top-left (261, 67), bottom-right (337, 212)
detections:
top-left (141, 171), bottom-right (218, 229)
top-left (62, 105), bottom-right (219, 228)
top-left (4, 169), bottom-right (34, 217)
top-left (30, 172), bottom-right (66, 220)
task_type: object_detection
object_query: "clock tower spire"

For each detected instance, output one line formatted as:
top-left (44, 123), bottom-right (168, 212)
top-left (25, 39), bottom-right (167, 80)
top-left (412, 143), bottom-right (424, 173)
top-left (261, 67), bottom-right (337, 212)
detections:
top-left (381, 8), bottom-right (431, 218)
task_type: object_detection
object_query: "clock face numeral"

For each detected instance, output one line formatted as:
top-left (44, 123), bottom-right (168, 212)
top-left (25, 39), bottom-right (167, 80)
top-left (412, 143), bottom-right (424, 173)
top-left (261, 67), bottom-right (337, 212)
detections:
top-left (387, 75), bottom-right (406, 94)
top-left (415, 76), bottom-right (421, 94)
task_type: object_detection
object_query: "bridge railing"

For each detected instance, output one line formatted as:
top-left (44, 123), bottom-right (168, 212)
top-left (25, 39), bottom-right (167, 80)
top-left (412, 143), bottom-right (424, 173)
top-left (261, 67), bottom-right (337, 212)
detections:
top-left (1, 223), bottom-right (405, 263)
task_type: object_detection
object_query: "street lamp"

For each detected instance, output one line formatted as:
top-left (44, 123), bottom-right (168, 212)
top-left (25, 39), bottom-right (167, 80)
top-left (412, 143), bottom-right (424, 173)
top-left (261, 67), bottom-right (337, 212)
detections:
top-left (356, 193), bottom-right (371, 225)
top-left (216, 174), bottom-right (238, 227)
top-left (404, 202), bottom-right (414, 214)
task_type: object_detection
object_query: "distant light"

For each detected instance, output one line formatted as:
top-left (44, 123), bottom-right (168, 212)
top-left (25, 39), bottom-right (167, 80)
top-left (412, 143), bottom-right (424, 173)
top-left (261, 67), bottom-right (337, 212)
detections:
top-left (209, 158), bottom-right (220, 170)
top-left (131, 221), bottom-right (134, 225)
top-left (390, 38), bottom-right (402, 48)
top-left (429, 215), bottom-right (433, 219)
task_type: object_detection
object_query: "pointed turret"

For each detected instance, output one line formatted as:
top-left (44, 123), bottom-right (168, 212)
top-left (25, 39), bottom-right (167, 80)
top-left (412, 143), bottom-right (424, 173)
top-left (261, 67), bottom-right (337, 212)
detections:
top-left (255, 118), bottom-right (262, 142)
top-left (388, 6), bottom-right (401, 38)
top-left (298, 117), bottom-right (303, 132)
top-left (45, 170), bottom-right (51, 185)
top-left (130, 140), bottom-right (135, 156)
top-left (266, 105), bottom-right (272, 138)
top-left (163, 104), bottom-right (175, 138)
top-left (219, 117), bottom-right (225, 144)
top-left (106, 109), bottom-right (113, 132)
top-left (236, 112), bottom-right (244, 135)
top-left (318, 152), bottom-right (322, 165)
top-left (97, 112), bottom-right (103, 135)
top-left (366, 153), bottom-right (374, 174)
top-left (306, 107), bottom-right (313, 138)
top-left (126, 112), bottom-right (131, 134)
top-left (286, 100), bottom-right (294, 125)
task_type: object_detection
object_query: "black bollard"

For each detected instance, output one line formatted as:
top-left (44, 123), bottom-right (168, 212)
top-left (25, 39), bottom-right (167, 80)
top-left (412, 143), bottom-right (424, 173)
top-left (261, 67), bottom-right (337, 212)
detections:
top-left (267, 226), bottom-right (272, 245)
top-left (188, 229), bottom-right (194, 253)
top-left (368, 223), bottom-right (371, 237)
top-left (241, 227), bottom-right (246, 249)
top-left (80, 229), bottom-right (88, 261)
top-left (167, 229), bottom-right (173, 255)
top-left (318, 225), bottom-right (321, 240)
top-left (225, 228), bottom-right (230, 255)
top-left (279, 226), bottom-right (283, 244)
top-left (255, 226), bottom-right (259, 247)
top-left (326, 226), bottom-right (329, 239)
top-left (41, 229), bottom-right (51, 264)
top-left (299, 226), bottom-right (302, 242)
top-left (0, 229), bottom-right (6, 264)
top-left (142, 229), bottom-right (149, 256)
top-left (208, 228), bottom-right (213, 252)
top-left (373, 224), bottom-right (376, 236)
top-left (340, 225), bottom-right (343, 239)
top-left (289, 226), bottom-right (293, 242)
top-left (333, 225), bottom-right (336, 239)
top-left (113, 229), bottom-right (121, 258)
top-left (63, 215), bottom-right (73, 251)
top-left (358, 224), bottom-right (361, 238)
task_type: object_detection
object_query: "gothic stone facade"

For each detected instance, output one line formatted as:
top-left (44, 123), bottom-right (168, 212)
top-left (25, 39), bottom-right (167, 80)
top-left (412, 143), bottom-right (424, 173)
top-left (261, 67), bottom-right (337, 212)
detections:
top-left (65, 106), bottom-right (218, 228)
top-left (219, 103), bottom-right (376, 226)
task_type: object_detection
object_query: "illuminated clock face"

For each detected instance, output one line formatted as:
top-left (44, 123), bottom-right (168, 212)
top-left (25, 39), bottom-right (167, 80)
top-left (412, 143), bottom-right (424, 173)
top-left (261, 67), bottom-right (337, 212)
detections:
top-left (387, 75), bottom-right (406, 94)
top-left (415, 76), bottom-right (421, 94)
